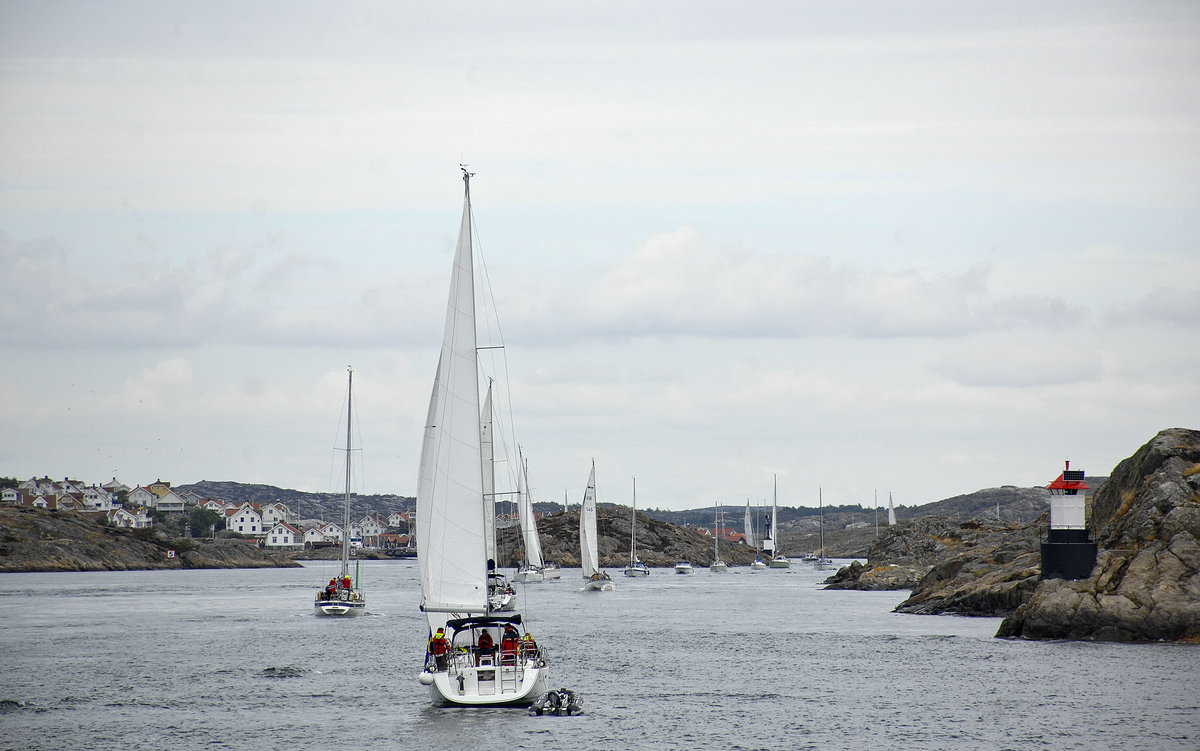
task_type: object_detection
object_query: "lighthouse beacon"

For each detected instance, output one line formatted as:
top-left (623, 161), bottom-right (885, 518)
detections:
top-left (1041, 460), bottom-right (1098, 580)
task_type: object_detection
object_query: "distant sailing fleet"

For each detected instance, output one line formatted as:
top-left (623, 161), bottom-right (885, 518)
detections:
top-left (313, 168), bottom-right (900, 709)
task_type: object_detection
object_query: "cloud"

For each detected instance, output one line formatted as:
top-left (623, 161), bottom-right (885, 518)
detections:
top-left (511, 226), bottom-right (1086, 343)
top-left (931, 339), bottom-right (1102, 388)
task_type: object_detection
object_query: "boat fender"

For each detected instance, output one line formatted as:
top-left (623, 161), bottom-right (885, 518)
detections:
top-left (418, 671), bottom-right (434, 686)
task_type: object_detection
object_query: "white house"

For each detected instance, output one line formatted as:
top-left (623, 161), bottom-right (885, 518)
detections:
top-left (320, 521), bottom-right (343, 542)
top-left (81, 486), bottom-right (116, 511)
top-left (303, 526), bottom-right (330, 546)
top-left (155, 489), bottom-right (187, 514)
top-left (355, 514), bottom-right (387, 548)
top-left (1, 488), bottom-right (19, 505)
top-left (260, 502), bottom-right (292, 526)
top-left (387, 511), bottom-right (411, 528)
top-left (200, 498), bottom-right (229, 513)
top-left (225, 504), bottom-right (263, 536)
top-left (127, 486), bottom-right (157, 508)
top-left (264, 522), bottom-right (304, 549)
top-left (102, 477), bottom-right (131, 495)
top-left (108, 507), bottom-right (152, 528)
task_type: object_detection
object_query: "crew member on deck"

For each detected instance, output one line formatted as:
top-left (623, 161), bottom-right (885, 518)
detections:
top-left (428, 627), bottom-right (449, 670)
top-left (475, 629), bottom-right (494, 664)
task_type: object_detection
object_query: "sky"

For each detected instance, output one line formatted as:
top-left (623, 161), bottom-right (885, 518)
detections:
top-left (2, 1), bottom-right (1198, 512)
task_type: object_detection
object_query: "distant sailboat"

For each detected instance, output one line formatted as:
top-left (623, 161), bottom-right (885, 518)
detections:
top-left (513, 451), bottom-right (545, 583)
top-left (768, 476), bottom-right (790, 569)
top-left (580, 462), bottom-right (614, 591)
top-left (750, 500), bottom-right (768, 571)
top-left (623, 477), bottom-right (650, 577)
top-left (314, 366), bottom-right (366, 616)
top-left (744, 500), bottom-right (755, 549)
top-left (815, 486), bottom-right (834, 570)
top-left (888, 492), bottom-right (897, 526)
top-left (415, 167), bottom-right (548, 706)
top-left (710, 504), bottom-right (727, 572)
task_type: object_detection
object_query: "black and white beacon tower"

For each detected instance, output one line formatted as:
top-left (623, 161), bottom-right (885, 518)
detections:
top-left (1040, 460), bottom-right (1098, 580)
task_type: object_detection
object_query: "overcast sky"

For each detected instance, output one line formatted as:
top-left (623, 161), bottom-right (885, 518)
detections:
top-left (2, 1), bottom-right (1197, 512)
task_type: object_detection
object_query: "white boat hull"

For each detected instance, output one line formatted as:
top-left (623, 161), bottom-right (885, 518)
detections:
top-left (540, 564), bottom-right (562, 580)
top-left (424, 658), bottom-right (549, 707)
top-left (623, 566), bottom-right (650, 577)
top-left (513, 567), bottom-right (544, 583)
top-left (710, 561), bottom-right (728, 572)
top-left (583, 575), bottom-right (615, 591)
top-left (674, 563), bottom-right (694, 575)
top-left (314, 596), bottom-right (366, 616)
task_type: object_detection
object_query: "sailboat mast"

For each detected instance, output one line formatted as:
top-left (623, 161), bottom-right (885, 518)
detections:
top-left (630, 477), bottom-right (637, 567)
top-left (342, 366), bottom-right (353, 578)
top-left (818, 486), bottom-right (824, 557)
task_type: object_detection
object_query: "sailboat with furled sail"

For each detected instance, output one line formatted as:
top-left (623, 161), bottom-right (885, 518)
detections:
top-left (580, 461), bottom-right (615, 590)
top-left (314, 366), bottom-right (366, 616)
top-left (623, 477), bottom-right (649, 577)
top-left (416, 167), bottom-right (548, 707)
top-left (768, 476), bottom-right (790, 568)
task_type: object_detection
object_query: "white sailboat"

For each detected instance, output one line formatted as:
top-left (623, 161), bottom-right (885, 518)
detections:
top-left (768, 476), bottom-right (790, 568)
top-left (750, 501), bottom-right (768, 570)
top-left (415, 168), bottom-right (548, 707)
top-left (514, 451), bottom-right (545, 583)
top-left (314, 366), bottom-right (367, 616)
top-left (710, 504), bottom-right (728, 572)
top-left (815, 486), bottom-right (834, 570)
top-left (623, 477), bottom-right (650, 577)
top-left (580, 461), bottom-right (614, 591)
top-left (888, 492), bottom-right (897, 526)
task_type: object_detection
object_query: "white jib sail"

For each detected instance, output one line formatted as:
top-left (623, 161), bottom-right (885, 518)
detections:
top-left (416, 178), bottom-right (488, 616)
top-left (580, 462), bottom-right (600, 578)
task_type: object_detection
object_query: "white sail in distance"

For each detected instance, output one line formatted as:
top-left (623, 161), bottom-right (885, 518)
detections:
top-left (580, 462), bottom-right (600, 579)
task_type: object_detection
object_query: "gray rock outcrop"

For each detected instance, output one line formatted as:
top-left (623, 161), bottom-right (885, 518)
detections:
top-left (997, 428), bottom-right (1200, 642)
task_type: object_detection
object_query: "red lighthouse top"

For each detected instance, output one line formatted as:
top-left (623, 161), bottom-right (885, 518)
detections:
top-left (1047, 460), bottom-right (1089, 492)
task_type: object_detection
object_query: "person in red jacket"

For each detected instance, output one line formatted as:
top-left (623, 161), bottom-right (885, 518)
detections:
top-left (428, 627), bottom-right (449, 670)
top-left (500, 626), bottom-right (520, 661)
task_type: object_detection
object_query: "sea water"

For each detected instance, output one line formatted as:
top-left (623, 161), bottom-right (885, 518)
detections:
top-left (1, 560), bottom-right (1197, 750)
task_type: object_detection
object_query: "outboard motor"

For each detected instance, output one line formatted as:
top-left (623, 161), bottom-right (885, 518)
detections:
top-left (528, 688), bottom-right (583, 716)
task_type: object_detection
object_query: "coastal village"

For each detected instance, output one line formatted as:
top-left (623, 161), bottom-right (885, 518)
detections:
top-left (0, 475), bottom-right (414, 552)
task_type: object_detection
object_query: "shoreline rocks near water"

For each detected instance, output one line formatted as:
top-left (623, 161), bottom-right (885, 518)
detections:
top-left (0, 506), bottom-right (300, 572)
top-left (826, 428), bottom-right (1200, 642)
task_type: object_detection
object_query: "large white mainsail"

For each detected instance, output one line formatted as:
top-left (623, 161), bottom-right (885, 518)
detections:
top-left (579, 462), bottom-right (600, 579)
top-left (416, 175), bottom-right (488, 618)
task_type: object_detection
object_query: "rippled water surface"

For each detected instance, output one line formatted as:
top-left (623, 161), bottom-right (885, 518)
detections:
top-left (2, 560), bottom-right (1197, 750)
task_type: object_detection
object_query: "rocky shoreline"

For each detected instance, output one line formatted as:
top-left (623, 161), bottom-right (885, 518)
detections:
top-left (825, 428), bottom-right (1200, 642)
top-left (0, 506), bottom-right (300, 572)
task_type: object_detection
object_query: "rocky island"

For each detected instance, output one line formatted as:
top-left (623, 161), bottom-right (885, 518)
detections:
top-left (827, 428), bottom-right (1200, 642)
top-left (0, 506), bottom-right (300, 572)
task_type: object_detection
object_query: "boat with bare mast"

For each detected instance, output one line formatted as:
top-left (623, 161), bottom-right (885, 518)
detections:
top-left (313, 367), bottom-right (366, 616)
